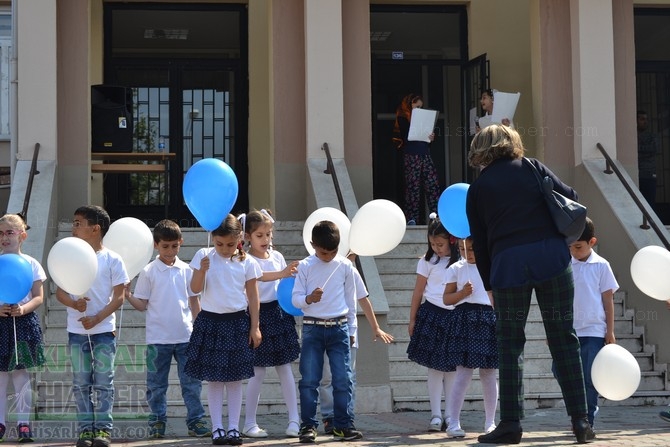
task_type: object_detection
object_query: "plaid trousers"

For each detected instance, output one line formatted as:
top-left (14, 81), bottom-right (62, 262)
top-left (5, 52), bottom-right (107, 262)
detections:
top-left (493, 266), bottom-right (587, 421)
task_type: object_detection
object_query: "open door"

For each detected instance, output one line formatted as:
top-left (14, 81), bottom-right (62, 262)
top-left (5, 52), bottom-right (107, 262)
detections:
top-left (461, 54), bottom-right (489, 183)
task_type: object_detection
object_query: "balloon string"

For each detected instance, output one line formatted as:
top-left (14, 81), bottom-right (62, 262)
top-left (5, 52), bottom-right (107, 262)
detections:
top-left (12, 316), bottom-right (18, 367)
top-left (464, 243), bottom-right (472, 285)
top-left (321, 263), bottom-right (342, 290)
top-left (203, 232), bottom-right (210, 298)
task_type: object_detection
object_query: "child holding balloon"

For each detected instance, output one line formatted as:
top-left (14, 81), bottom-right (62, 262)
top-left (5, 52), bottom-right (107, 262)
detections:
top-left (0, 214), bottom-right (46, 442)
top-left (238, 209), bottom-right (301, 438)
top-left (55, 205), bottom-right (129, 447)
top-left (186, 214), bottom-right (262, 446)
top-left (406, 214), bottom-right (459, 432)
top-left (442, 237), bottom-right (498, 438)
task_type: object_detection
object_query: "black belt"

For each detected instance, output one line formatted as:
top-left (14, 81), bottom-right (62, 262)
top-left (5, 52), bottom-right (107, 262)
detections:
top-left (303, 316), bottom-right (347, 327)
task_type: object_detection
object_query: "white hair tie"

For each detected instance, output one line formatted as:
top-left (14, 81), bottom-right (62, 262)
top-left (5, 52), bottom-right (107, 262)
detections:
top-left (260, 209), bottom-right (275, 223)
top-left (237, 213), bottom-right (247, 232)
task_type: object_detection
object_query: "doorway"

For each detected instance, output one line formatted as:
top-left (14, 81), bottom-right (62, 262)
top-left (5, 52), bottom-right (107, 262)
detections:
top-left (102, 3), bottom-right (248, 226)
top-left (370, 6), bottom-right (469, 224)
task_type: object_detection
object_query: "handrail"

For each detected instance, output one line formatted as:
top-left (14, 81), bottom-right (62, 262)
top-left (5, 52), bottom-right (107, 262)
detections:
top-left (17, 143), bottom-right (40, 229)
top-left (596, 142), bottom-right (670, 250)
top-left (320, 143), bottom-right (366, 282)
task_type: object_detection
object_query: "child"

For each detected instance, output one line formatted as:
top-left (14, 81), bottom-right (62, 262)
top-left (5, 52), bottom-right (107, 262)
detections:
top-left (125, 219), bottom-right (210, 439)
top-left (291, 220), bottom-right (360, 443)
top-left (442, 237), bottom-right (498, 438)
top-left (319, 252), bottom-right (394, 435)
top-left (564, 217), bottom-right (618, 428)
top-left (0, 214), bottom-right (46, 442)
top-left (55, 206), bottom-right (129, 447)
top-left (406, 215), bottom-right (459, 432)
top-left (185, 214), bottom-right (262, 446)
top-left (239, 210), bottom-right (300, 438)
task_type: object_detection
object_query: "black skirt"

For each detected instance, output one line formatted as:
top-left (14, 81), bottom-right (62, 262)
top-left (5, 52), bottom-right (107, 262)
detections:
top-left (0, 312), bottom-right (45, 371)
top-left (406, 301), bottom-right (456, 372)
top-left (253, 301), bottom-right (300, 367)
top-left (443, 303), bottom-right (498, 369)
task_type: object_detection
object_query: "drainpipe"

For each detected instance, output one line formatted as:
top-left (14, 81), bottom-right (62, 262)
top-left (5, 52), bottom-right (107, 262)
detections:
top-left (9, 0), bottom-right (17, 177)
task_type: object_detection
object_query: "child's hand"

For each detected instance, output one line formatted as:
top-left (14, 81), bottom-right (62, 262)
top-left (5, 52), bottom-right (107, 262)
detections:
top-left (124, 285), bottom-right (132, 300)
top-left (249, 328), bottom-right (262, 348)
top-left (408, 320), bottom-right (415, 337)
top-left (374, 328), bottom-right (394, 344)
top-left (9, 304), bottom-right (25, 317)
top-left (462, 282), bottom-right (473, 297)
top-left (199, 256), bottom-right (210, 272)
top-left (605, 331), bottom-right (616, 345)
top-left (0, 304), bottom-right (12, 317)
top-left (283, 261), bottom-right (298, 278)
top-left (73, 297), bottom-right (90, 313)
top-left (78, 314), bottom-right (100, 330)
top-left (308, 288), bottom-right (323, 304)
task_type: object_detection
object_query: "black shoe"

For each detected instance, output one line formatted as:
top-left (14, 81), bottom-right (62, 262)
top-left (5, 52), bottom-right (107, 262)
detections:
top-left (225, 429), bottom-right (243, 446)
top-left (299, 426), bottom-right (317, 443)
top-left (322, 418), bottom-right (334, 435)
top-left (211, 428), bottom-right (227, 446)
top-left (572, 417), bottom-right (596, 444)
top-left (332, 427), bottom-right (363, 441)
top-left (477, 420), bottom-right (522, 444)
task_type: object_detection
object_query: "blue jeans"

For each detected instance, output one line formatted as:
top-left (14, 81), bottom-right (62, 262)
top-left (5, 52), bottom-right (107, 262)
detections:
top-left (320, 347), bottom-right (357, 422)
top-left (299, 323), bottom-right (353, 429)
top-left (68, 332), bottom-right (116, 433)
top-left (146, 343), bottom-right (205, 427)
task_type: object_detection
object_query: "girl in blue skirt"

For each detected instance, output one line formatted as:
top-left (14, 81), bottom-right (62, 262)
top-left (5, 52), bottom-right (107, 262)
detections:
top-left (186, 214), bottom-right (262, 446)
top-left (239, 210), bottom-right (300, 438)
top-left (0, 214), bottom-right (46, 442)
top-left (442, 237), bottom-right (498, 439)
top-left (406, 215), bottom-right (459, 432)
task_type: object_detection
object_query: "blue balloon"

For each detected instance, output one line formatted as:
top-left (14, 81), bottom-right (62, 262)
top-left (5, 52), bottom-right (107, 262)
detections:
top-left (438, 183), bottom-right (471, 238)
top-left (183, 159), bottom-right (239, 231)
top-left (277, 276), bottom-right (303, 317)
top-left (0, 254), bottom-right (34, 305)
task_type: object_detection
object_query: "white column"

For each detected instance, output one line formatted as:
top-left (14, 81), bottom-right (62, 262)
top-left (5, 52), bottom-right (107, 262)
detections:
top-left (570, 0), bottom-right (617, 162)
top-left (304, 0), bottom-right (344, 158)
top-left (17, 0), bottom-right (58, 161)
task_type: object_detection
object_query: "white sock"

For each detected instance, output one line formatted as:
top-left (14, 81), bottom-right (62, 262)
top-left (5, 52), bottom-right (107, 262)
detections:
top-left (226, 381), bottom-right (243, 432)
top-left (480, 368), bottom-right (498, 428)
top-left (12, 370), bottom-right (31, 425)
top-left (448, 366), bottom-right (473, 430)
top-left (244, 367), bottom-right (266, 429)
top-left (207, 381), bottom-right (225, 431)
top-left (427, 368), bottom-right (445, 418)
top-left (443, 370), bottom-right (455, 422)
top-left (276, 363), bottom-right (299, 424)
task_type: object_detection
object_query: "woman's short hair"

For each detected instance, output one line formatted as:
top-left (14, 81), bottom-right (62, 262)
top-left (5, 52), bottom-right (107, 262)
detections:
top-left (468, 124), bottom-right (525, 168)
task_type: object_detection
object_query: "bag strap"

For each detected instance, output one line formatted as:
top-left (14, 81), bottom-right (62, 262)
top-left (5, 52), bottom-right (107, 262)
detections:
top-left (522, 157), bottom-right (544, 190)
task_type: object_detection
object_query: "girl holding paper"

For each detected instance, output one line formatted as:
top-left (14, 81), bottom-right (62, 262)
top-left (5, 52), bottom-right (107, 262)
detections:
top-left (477, 89), bottom-right (511, 131)
top-left (392, 93), bottom-right (441, 225)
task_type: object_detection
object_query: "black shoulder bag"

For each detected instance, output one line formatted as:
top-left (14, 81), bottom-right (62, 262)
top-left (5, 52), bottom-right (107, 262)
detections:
top-left (523, 157), bottom-right (587, 244)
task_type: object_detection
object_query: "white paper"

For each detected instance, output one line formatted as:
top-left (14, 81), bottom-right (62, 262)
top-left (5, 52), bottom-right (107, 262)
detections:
top-left (408, 108), bottom-right (438, 142)
top-left (477, 114), bottom-right (492, 130)
top-left (469, 107), bottom-right (478, 136)
top-left (490, 91), bottom-right (520, 125)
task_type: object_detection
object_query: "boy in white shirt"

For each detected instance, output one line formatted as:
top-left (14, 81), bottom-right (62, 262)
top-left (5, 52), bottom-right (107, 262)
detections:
top-left (561, 218), bottom-right (619, 429)
top-left (126, 219), bottom-right (210, 439)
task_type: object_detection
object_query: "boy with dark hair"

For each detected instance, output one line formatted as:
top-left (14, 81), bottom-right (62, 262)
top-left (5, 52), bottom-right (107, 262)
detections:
top-left (557, 217), bottom-right (618, 429)
top-left (291, 220), bottom-right (361, 443)
top-left (126, 219), bottom-right (210, 439)
top-left (56, 205), bottom-right (129, 447)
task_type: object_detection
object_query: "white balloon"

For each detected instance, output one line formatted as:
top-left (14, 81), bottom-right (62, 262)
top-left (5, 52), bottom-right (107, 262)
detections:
top-left (591, 344), bottom-right (640, 401)
top-left (630, 245), bottom-right (670, 300)
top-left (103, 217), bottom-right (155, 279)
top-left (302, 207), bottom-right (351, 257)
top-left (349, 199), bottom-right (406, 256)
top-left (47, 237), bottom-right (99, 296)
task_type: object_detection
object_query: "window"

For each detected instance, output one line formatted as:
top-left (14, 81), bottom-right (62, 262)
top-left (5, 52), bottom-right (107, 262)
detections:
top-left (0, 13), bottom-right (11, 139)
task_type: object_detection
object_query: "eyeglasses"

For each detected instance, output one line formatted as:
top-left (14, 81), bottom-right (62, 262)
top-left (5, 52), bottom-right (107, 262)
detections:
top-left (0, 230), bottom-right (19, 238)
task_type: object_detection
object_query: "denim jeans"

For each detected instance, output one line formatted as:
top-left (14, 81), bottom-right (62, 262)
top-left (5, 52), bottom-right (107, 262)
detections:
top-left (68, 332), bottom-right (116, 433)
top-left (146, 343), bottom-right (205, 427)
top-left (299, 323), bottom-right (353, 429)
top-left (320, 347), bottom-right (357, 422)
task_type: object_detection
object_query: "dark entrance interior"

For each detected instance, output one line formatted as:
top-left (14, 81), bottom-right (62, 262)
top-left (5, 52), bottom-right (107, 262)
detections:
top-left (102, 3), bottom-right (248, 226)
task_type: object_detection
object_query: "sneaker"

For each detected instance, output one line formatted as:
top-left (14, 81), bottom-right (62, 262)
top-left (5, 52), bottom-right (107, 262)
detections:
top-left (660, 409), bottom-right (670, 423)
top-left (446, 426), bottom-right (466, 438)
top-left (75, 430), bottom-right (95, 447)
top-left (322, 418), bottom-right (334, 435)
top-left (332, 427), bottom-right (363, 441)
top-left (226, 429), bottom-right (243, 446)
top-left (17, 423), bottom-right (34, 443)
top-left (242, 425), bottom-right (267, 438)
top-left (299, 426), bottom-right (317, 443)
top-left (91, 430), bottom-right (111, 447)
top-left (286, 421), bottom-right (300, 437)
top-left (148, 421), bottom-right (166, 439)
top-left (188, 419), bottom-right (212, 437)
top-left (212, 428), bottom-right (227, 446)
top-left (428, 416), bottom-right (442, 432)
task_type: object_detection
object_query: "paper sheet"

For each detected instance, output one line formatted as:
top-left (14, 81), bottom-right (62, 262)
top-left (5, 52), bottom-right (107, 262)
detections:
top-left (469, 107), bottom-right (478, 136)
top-left (408, 108), bottom-right (438, 142)
top-left (490, 91), bottom-right (520, 125)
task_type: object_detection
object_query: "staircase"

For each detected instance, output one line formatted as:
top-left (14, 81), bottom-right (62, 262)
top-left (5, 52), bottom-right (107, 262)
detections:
top-left (35, 222), bottom-right (670, 421)
top-left (379, 226), bottom-right (670, 412)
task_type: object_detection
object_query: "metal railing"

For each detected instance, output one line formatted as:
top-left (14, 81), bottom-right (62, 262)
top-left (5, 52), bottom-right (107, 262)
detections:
top-left (17, 143), bottom-right (40, 229)
top-left (596, 142), bottom-right (670, 249)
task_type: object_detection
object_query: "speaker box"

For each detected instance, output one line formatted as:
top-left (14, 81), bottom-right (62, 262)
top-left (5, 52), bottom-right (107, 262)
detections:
top-left (91, 85), bottom-right (133, 152)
